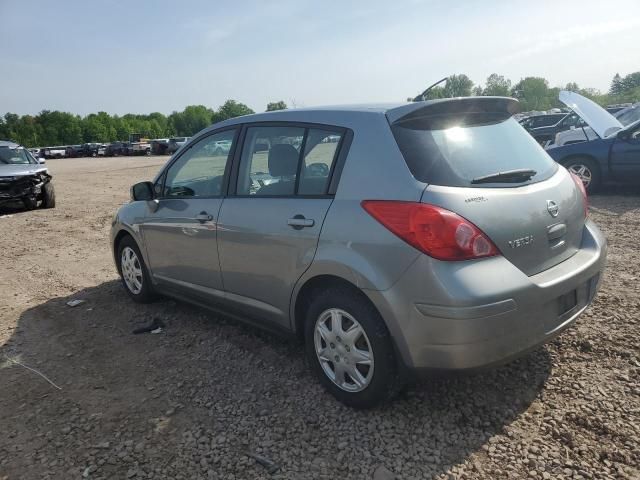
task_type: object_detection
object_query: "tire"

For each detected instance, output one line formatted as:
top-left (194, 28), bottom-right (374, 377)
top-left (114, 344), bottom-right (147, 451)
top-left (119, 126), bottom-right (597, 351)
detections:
top-left (116, 235), bottom-right (156, 303)
top-left (563, 157), bottom-right (600, 194)
top-left (22, 196), bottom-right (38, 210)
top-left (41, 182), bottom-right (56, 208)
top-left (304, 287), bottom-right (401, 409)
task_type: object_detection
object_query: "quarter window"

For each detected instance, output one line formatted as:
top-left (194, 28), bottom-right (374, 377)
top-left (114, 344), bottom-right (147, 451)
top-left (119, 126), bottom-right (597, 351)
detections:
top-left (298, 129), bottom-right (342, 195)
top-left (163, 129), bottom-right (236, 198)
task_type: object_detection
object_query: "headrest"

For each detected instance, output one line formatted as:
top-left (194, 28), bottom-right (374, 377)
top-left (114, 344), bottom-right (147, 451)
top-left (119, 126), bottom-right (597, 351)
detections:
top-left (268, 144), bottom-right (299, 177)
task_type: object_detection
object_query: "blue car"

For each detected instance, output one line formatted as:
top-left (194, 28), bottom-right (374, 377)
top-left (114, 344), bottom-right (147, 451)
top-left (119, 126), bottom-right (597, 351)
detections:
top-left (546, 91), bottom-right (640, 193)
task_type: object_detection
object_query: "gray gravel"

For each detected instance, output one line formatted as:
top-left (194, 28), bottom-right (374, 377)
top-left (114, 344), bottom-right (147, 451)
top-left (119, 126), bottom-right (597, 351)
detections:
top-left (0, 157), bottom-right (638, 479)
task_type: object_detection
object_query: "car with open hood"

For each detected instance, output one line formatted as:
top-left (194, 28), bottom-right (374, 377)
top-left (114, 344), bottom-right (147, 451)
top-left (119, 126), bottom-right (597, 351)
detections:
top-left (0, 141), bottom-right (56, 210)
top-left (546, 91), bottom-right (640, 193)
top-left (552, 102), bottom-right (640, 147)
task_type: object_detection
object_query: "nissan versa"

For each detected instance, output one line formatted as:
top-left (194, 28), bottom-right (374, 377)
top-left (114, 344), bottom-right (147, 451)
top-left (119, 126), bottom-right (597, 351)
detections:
top-left (110, 97), bottom-right (606, 408)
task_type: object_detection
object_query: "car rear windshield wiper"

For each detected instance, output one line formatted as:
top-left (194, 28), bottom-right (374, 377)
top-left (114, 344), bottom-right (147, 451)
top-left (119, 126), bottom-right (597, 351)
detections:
top-left (471, 169), bottom-right (537, 184)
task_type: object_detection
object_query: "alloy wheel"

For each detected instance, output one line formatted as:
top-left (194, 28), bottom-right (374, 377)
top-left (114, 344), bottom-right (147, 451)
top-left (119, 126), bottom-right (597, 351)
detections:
top-left (568, 164), bottom-right (592, 188)
top-left (121, 246), bottom-right (143, 294)
top-left (314, 308), bottom-right (374, 392)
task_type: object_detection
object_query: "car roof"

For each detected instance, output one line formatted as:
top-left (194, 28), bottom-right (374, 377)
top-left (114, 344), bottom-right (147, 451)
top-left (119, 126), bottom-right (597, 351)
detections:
top-left (208, 97), bottom-right (519, 133)
top-left (0, 140), bottom-right (20, 148)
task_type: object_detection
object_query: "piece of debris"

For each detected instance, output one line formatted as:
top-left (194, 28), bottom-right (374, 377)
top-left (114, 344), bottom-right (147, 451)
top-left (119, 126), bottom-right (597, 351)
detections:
top-left (246, 452), bottom-right (279, 474)
top-left (132, 318), bottom-right (165, 335)
top-left (373, 465), bottom-right (396, 480)
top-left (66, 299), bottom-right (86, 307)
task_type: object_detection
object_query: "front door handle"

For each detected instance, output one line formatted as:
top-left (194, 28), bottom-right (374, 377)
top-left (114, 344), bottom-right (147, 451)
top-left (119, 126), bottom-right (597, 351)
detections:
top-left (287, 215), bottom-right (315, 229)
top-left (195, 211), bottom-right (213, 223)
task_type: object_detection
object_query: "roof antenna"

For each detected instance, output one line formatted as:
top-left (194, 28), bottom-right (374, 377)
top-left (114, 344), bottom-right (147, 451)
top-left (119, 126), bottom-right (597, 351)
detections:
top-left (417, 77), bottom-right (448, 102)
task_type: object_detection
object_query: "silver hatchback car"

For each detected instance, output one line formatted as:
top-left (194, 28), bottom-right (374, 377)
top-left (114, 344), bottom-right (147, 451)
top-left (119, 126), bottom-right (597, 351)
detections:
top-left (111, 98), bottom-right (606, 408)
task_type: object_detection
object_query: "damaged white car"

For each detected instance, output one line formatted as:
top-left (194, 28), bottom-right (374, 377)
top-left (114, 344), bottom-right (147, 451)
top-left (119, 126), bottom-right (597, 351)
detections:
top-left (0, 141), bottom-right (56, 210)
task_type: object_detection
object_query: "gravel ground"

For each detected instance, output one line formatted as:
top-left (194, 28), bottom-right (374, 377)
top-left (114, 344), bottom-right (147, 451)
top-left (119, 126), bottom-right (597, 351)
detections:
top-left (0, 156), bottom-right (638, 480)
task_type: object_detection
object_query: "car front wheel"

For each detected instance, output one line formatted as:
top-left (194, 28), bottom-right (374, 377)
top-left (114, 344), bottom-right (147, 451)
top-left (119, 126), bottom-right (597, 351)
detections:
top-left (304, 287), bottom-right (401, 409)
top-left (41, 182), bottom-right (56, 208)
top-left (117, 236), bottom-right (156, 303)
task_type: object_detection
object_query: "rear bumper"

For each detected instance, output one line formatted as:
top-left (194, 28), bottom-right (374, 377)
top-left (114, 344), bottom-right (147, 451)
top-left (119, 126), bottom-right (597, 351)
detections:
top-left (364, 220), bottom-right (607, 370)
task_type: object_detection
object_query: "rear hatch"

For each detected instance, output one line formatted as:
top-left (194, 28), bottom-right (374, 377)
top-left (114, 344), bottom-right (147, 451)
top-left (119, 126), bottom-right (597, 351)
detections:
top-left (388, 97), bottom-right (585, 276)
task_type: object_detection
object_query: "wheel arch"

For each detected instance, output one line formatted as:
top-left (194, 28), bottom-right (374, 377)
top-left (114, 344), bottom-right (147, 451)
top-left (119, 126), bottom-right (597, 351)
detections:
top-left (112, 227), bottom-right (147, 275)
top-left (557, 153), bottom-right (602, 173)
top-left (293, 274), bottom-right (373, 340)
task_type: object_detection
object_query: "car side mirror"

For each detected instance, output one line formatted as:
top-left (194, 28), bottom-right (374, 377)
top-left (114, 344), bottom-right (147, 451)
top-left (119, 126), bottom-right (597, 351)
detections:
top-left (131, 181), bottom-right (155, 201)
top-left (38, 157), bottom-right (46, 164)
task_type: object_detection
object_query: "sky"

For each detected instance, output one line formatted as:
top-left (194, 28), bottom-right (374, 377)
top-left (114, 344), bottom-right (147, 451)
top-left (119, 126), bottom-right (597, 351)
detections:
top-left (1, 0), bottom-right (639, 116)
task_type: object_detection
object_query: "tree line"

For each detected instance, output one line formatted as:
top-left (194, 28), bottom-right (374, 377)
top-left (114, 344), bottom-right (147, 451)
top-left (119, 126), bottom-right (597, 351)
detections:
top-left (0, 99), bottom-right (288, 148)
top-left (2, 71), bottom-right (639, 148)
top-left (411, 71), bottom-right (640, 112)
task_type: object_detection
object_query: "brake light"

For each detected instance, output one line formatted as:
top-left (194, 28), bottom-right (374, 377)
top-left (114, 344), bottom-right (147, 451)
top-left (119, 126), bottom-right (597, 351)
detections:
top-left (570, 172), bottom-right (588, 218)
top-left (361, 200), bottom-right (500, 261)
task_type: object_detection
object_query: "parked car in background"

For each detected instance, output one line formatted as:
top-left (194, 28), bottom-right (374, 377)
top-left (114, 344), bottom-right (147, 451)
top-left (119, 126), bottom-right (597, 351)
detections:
top-left (105, 142), bottom-right (130, 156)
top-left (111, 97), bottom-right (605, 408)
top-left (519, 113), bottom-right (566, 130)
top-left (553, 102), bottom-right (640, 147)
top-left (0, 140), bottom-right (56, 210)
top-left (43, 146), bottom-right (67, 159)
top-left (546, 91), bottom-right (640, 193)
top-left (526, 112), bottom-right (586, 145)
top-left (29, 148), bottom-right (43, 158)
top-left (166, 137), bottom-right (190, 154)
top-left (97, 144), bottom-right (108, 156)
top-left (66, 144), bottom-right (86, 158)
top-left (151, 139), bottom-right (170, 155)
top-left (84, 143), bottom-right (100, 157)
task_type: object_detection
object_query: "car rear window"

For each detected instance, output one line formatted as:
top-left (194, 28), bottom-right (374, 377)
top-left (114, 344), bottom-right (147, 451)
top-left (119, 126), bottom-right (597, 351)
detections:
top-left (391, 115), bottom-right (558, 188)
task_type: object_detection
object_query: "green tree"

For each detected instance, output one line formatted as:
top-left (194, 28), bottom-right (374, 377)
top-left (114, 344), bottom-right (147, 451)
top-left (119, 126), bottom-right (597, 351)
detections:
top-left (610, 73), bottom-right (624, 96)
top-left (565, 82), bottom-right (580, 92)
top-left (482, 74), bottom-right (512, 96)
top-left (442, 74), bottom-right (474, 97)
top-left (266, 101), bottom-right (287, 111)
top-left (213, 100), bottom-right (254, 123)
top-left (511, 77), bottom-right (553, 111)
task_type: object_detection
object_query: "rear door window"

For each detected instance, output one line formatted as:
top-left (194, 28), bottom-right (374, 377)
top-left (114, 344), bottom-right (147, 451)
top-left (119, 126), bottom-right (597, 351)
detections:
top-left (236, 125), bottom-right (343, 196)
top-left (392, 116), bottom-right (558, 188)
top-left (237, 126), bottom-right (305, 196)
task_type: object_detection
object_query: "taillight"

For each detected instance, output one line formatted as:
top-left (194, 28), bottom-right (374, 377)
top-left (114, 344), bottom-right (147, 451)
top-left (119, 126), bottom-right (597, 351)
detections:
top-left (361, 200), bottom-right (500, 261)
top-left (570, 172), bottom-right (588, 218)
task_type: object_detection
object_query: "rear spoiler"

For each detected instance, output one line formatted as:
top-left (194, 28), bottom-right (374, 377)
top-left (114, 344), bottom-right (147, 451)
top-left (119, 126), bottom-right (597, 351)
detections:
top-left (386, 97), bottom-right (521, 126)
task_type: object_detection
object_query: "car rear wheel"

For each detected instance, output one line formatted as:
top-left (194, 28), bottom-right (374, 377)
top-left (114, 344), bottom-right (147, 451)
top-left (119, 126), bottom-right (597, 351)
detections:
top-left (41, 182), bottom-right (56, 208)
top-left (564, 157), bottom-right (600, 194)
top-left (117, 236), bottom-right (156, 303)
top-left (304, 287), bottom-right (401, 408)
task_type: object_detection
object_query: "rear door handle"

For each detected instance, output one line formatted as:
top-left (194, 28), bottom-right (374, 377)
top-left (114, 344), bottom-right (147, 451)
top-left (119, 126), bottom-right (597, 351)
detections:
top-left (287, 215), bottom-right (315, 229)
top-left (195, 211), bottom-right (213, 223)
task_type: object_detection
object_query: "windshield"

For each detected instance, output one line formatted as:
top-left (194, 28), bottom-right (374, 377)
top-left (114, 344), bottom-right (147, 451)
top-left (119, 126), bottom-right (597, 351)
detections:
top-left (0, 147), bottom-right (33, 165)
top-left (392, 116), bottom-right (558, 188)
